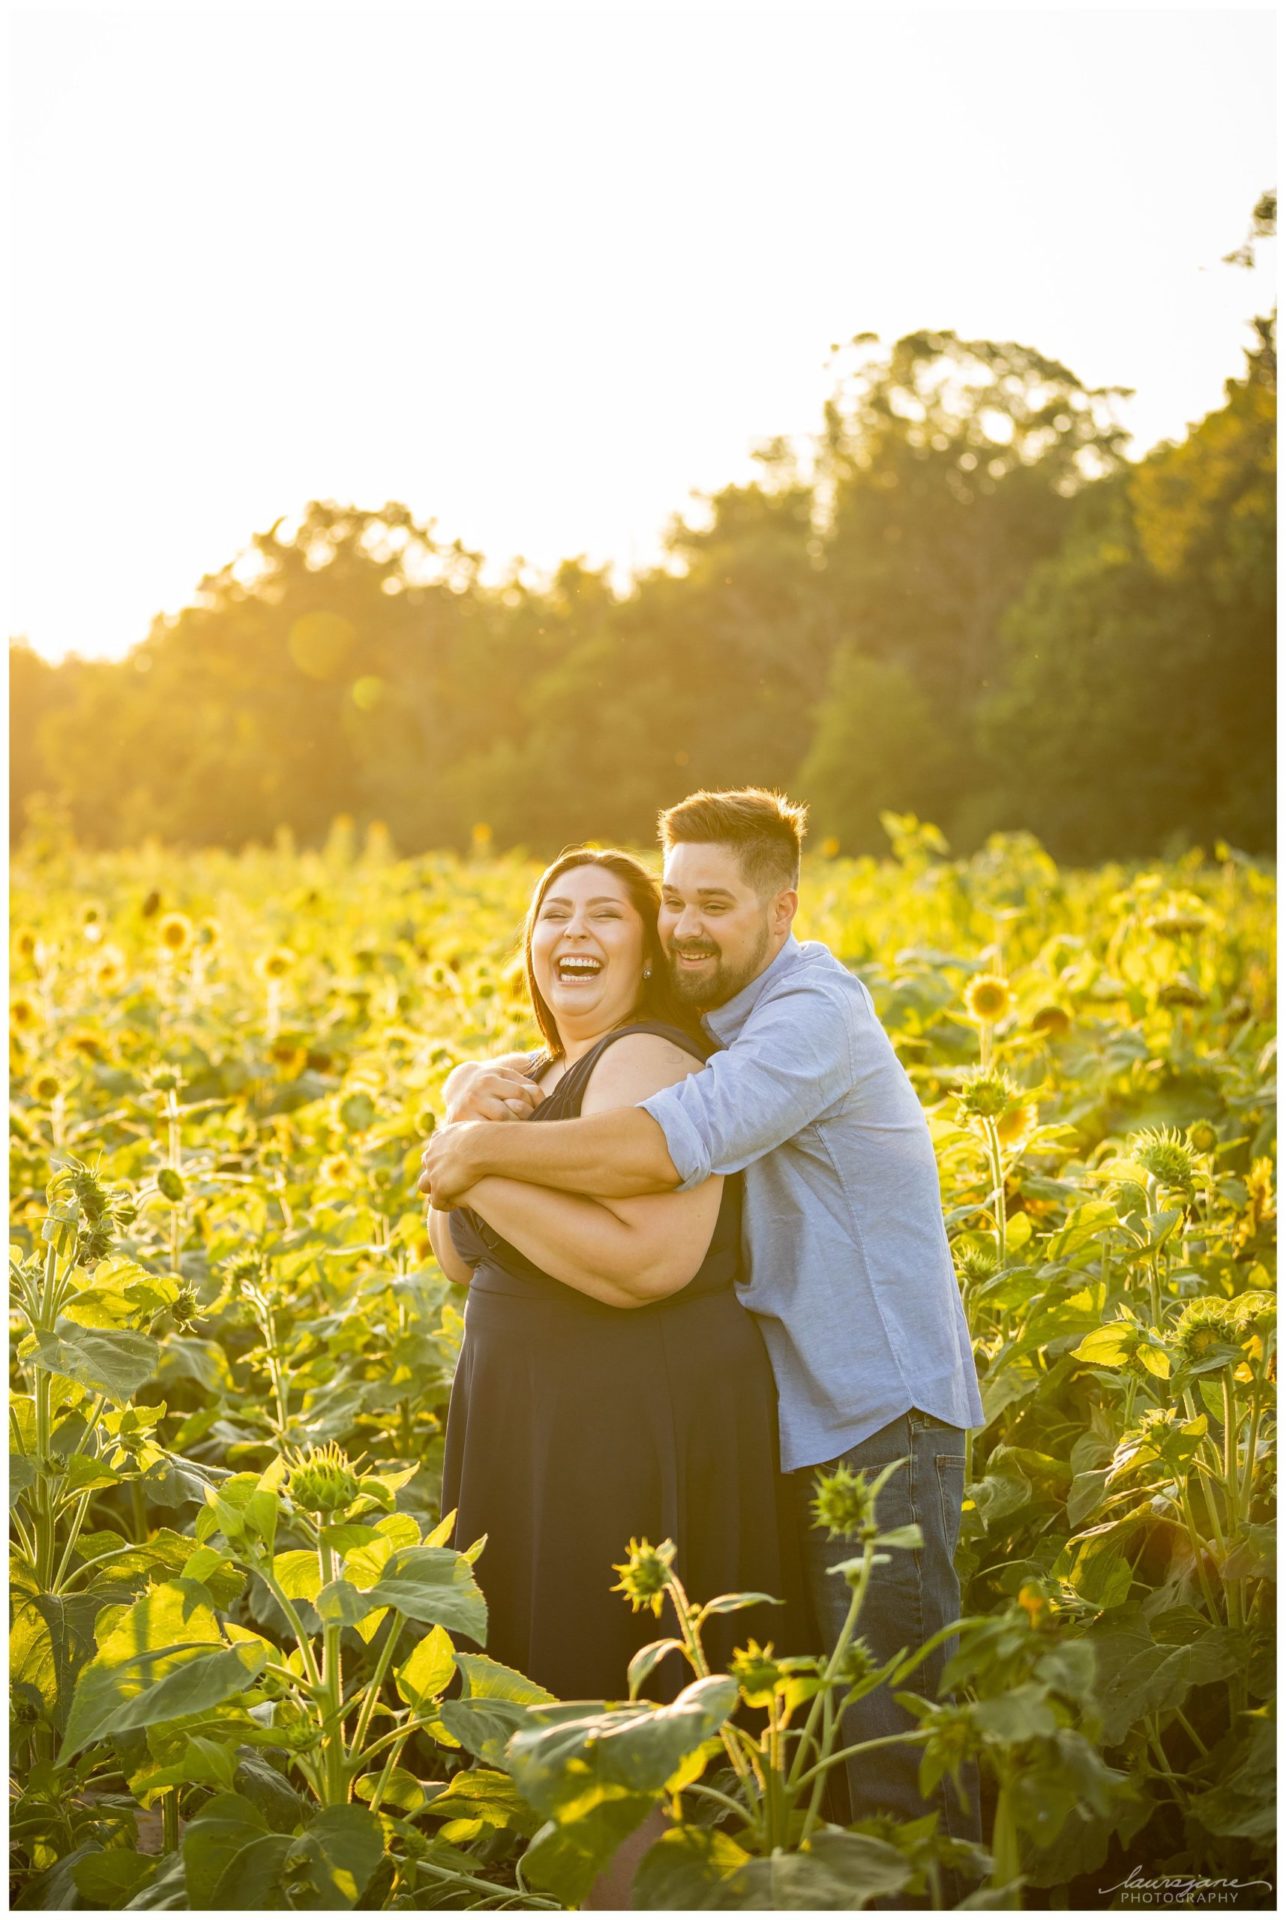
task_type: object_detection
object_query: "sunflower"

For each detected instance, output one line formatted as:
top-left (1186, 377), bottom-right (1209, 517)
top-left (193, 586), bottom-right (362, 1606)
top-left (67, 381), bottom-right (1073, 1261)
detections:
top-left (14, 929), bottom-right (37, 962)
top-left (964, 973), bottom-right (1013, 1024)
top-left (1157, 975), bottom-right (1206, 1010)
top-left (157, 912), bottom-right (195, 955)
top-left (994, 1100), bottom-right (1039, 1151)
top-left (93, 947), bottom-right (128, 994)
top-left (30, 1069), bottom-right (63, 1104)
top-left (10, 995), bottom-right (39, 1029)
top-left (255, 947), bottom-right (297, 982)
top-left (1030, 1004), bottom-right (1071, 1036)
top-left (1171, 1298), bottom-right (1240, 1366)
top-left (319, 1154), bottom-right (350, 1185)
top-left (610, 1537), bottom-right (676, 1617)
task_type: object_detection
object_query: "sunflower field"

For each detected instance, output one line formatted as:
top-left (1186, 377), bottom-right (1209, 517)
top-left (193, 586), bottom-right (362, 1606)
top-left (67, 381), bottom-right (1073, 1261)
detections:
top-left (8, 818), bottom-right (1277, 1910)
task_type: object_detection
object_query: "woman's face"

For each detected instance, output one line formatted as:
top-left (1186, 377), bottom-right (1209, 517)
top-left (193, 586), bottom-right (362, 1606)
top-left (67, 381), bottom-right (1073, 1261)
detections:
top-left (530, 864), bottom-right (647, 1045)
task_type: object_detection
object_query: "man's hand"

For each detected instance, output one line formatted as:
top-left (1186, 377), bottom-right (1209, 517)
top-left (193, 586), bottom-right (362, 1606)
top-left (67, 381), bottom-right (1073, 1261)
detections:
top-left (444, 1060), bottom-right (544, 1125)
top-left (418, 1122), bottom-right (491, 1210)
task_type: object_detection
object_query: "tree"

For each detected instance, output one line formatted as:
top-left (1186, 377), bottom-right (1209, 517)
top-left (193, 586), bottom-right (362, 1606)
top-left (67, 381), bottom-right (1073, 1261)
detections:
top-left (799, 651), bottom-right (961, 853)
top-left (978, 321), bottom-right (1275, 859)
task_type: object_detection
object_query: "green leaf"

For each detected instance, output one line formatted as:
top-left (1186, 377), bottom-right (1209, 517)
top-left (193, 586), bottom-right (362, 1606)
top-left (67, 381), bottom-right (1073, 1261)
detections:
top-left (696, 1591), bottom-right (782, 1619)
top-left (1220, 1523), bottom-right (1275, 1580)
top-left (874, 1523), bottom-right (924, 1550)
top-left (395, 1625), bottom-right (456, 1711)
top-left (363, 1544), bottom-right (488, 1641)
top-left (64, 1642), bottom-right (267, 1759)
top-left (424, 1766), bottom-right (539, 1841)
top-left (314, 1578), bottom-right (381, 1630)
top-left (273, 1549), bottom-right (324, 1604)
top-left (634, 1825), bottom-right (913, 1910)
top-left (10, 1452), bottom-right (35, 1503)
top-left (972, 1681), bottom-right (1058, 1742)
top-left (11, 1588), bottom-right (105, 1729)
top-left (72, 1849), bottom-right (157, 1907)
top-left (182, 1793), bottom-right (292, 1910)
top-left (1071, 1323), bottom-right (1136, 1368)
top-left (632, 1825), bottom-right (753, 1910)
top-left (26, 1325), bottom-right (158, 1401)
top-left (521, 1808), bottom-right (650, 1907)
top-left (628, 1638), bottom-right (686, 1700)
top-left (457, 1652), bottom-right (555, 1705)
top-left (353, 1767), bottom-right (437, 1814)
top-left (283, 1805), bottom-right (384, 1910)
top-left (1187, 1714), bottom-right (1276, 1843)
top-left (1088, 1608), bottom-right (1244, 1746)
top-left (60, 1580), bottom-right (266, 1758)
top-left (437, 1696), bottom-right (538, 1767)
top-left (131, 1730), bottom-right (240, 1801)
top-left (510, 1675), bottom-right (737, 1809)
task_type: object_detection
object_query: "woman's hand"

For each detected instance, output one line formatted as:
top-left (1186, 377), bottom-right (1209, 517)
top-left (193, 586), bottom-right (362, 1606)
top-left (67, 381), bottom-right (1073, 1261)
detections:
top-left (444, 1058), bottom-right (545, 1125)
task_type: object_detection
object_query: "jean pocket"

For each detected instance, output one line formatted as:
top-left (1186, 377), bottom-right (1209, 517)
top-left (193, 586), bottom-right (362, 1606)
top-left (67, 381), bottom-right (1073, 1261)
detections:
top-left (935, 1452), bottom-right (966, 1561)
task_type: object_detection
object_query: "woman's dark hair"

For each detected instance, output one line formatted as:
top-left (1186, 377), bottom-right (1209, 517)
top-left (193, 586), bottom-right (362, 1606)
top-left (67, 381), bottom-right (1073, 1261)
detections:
top-left (522, 847), bottom-right (693, 1058)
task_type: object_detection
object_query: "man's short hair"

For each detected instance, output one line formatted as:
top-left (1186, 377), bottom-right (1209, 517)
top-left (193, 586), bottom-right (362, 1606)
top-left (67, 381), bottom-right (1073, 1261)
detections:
top-left (658, 787), bottom-right (808, 895)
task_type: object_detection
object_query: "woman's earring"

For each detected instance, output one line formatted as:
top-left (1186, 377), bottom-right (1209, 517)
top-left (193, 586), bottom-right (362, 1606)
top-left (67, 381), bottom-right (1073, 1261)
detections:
top-left (643, 964), bottom-right (652, 980)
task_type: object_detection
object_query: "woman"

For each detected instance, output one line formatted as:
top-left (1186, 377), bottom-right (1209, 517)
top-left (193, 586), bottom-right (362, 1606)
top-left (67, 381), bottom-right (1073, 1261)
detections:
top-left (428, 847), bottom-right (798, 1702)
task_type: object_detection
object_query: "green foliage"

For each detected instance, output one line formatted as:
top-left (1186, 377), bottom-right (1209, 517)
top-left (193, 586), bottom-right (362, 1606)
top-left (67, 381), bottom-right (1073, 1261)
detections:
top-left (8, 835), bottom-right (1277, 1906)
top-left (10, 297), bottom-right (1275, 863)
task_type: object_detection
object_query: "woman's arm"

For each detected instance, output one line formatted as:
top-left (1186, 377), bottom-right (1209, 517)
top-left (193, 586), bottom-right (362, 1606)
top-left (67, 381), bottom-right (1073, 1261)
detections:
top-left (460, 1035), bottom-right (724, 1308)
top-left (428, 1203), bottom-right (475, 1287)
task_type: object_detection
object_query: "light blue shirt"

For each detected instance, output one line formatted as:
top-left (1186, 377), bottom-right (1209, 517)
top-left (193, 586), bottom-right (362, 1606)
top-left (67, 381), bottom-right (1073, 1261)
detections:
top-left (641, 934), bottom-right (984, 1473)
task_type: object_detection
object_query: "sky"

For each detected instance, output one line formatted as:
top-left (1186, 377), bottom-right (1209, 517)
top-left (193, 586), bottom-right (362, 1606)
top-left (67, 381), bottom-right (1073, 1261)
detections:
top-left (8, 4), bottom-right (1277, 664)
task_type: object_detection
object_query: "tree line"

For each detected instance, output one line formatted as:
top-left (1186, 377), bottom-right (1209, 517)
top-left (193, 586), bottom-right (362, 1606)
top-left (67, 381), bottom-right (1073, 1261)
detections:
top-left (10, 214), bottom-right (1275, 865)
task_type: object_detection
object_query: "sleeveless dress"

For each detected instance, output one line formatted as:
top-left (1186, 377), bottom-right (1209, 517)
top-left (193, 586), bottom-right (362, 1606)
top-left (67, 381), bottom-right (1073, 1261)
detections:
top-left (440, 1019), bottom-right (802, 1702)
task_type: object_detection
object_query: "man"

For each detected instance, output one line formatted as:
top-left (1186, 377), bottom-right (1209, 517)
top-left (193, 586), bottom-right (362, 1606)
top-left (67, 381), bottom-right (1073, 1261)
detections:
top-left (419, 787), bottom-right (985, 1860)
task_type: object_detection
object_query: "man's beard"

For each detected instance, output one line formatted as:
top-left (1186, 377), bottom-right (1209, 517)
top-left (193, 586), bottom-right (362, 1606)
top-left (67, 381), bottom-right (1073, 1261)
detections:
top-left (667, 922), bottom-right (773, 1011)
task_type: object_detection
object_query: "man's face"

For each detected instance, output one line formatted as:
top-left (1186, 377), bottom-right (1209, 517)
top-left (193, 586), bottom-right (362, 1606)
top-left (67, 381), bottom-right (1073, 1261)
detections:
top-left (659, 842), bottom-right (795, 1010)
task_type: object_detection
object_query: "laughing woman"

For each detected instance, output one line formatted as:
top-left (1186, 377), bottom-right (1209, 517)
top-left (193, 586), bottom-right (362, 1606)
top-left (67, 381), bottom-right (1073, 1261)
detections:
top-left (427, 847), bottom-right (798, 1703)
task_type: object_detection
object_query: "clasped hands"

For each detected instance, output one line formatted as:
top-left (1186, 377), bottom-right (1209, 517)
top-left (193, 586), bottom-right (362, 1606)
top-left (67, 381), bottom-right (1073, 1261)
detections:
top-left (417, 1061), bottom-right (543, 1209)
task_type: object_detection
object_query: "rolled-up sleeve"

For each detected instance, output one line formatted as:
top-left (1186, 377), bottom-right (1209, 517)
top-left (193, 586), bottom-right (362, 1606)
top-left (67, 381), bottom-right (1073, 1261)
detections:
top-left (640, 982), bottom-right (858, 1191)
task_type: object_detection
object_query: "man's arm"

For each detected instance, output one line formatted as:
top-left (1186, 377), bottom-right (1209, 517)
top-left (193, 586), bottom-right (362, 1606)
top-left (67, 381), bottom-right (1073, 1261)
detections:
top-left (418, 1081), bottom-right (681, 1209)
top-left (418, 979), bottom-right (862, 1207)
top-left (636, 979), bottom-right (860, 1188)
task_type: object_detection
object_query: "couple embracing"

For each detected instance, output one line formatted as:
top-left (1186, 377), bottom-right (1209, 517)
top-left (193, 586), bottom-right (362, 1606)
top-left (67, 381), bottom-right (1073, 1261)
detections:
top-left (418, 787), bottom-right (985, 1855)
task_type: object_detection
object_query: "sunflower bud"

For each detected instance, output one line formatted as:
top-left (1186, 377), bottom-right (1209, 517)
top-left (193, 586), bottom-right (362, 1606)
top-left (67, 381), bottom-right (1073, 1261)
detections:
top-left (811, 1462), bottom-right (877, 1541)
top-left (610, 1537), bottom-right (676, 1617)
top-left (1187, 1120), bottom-right (1219, 1156)
top-left (955, 1067), bottom-right (1021, 1122)
top-left (836, 1635), bottom-right (877, 1686)
top-left (157, 1168), bottom-right (185, 1204)
top-left (288, 1443), bottom-right (360, 1515)
top-left (1172, 1298), bottom-right (1240, 1366)
top-left (1130, 1127), bottom-right (1197, 1198)
top-left (730, 1639), bottom-right (782, 1697)
top-left (954, 1239), bottom-right (999, 1286)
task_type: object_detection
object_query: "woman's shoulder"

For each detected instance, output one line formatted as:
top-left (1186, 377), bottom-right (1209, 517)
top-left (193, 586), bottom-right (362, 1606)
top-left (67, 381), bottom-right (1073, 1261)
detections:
top-left (575, 1022), bottom-right (708, 1114)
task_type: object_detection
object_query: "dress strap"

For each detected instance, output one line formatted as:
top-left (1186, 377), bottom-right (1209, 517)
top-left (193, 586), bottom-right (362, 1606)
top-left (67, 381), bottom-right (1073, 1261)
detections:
top-left (556, 1020), bottom-right (709, 1106)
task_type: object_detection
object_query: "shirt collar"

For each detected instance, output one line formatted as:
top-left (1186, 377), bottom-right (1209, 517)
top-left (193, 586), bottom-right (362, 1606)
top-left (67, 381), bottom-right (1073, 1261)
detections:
top-left (702, 933), bottom-right (802, 1044)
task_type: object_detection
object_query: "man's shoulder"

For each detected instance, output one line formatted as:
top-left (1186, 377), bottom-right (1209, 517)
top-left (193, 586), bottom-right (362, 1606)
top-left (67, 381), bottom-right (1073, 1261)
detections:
top-left (746, 941), bottom-right (876, 1032)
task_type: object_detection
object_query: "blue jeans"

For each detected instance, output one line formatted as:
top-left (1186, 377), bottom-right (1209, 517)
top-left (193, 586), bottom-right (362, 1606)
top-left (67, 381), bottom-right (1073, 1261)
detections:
top-left (795, 1409), bottom-right (982, 1859)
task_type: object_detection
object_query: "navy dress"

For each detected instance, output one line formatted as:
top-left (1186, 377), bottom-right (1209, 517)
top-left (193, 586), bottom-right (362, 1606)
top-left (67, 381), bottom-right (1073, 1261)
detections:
top-left (440, 1019), bottom-right (802, 1701)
